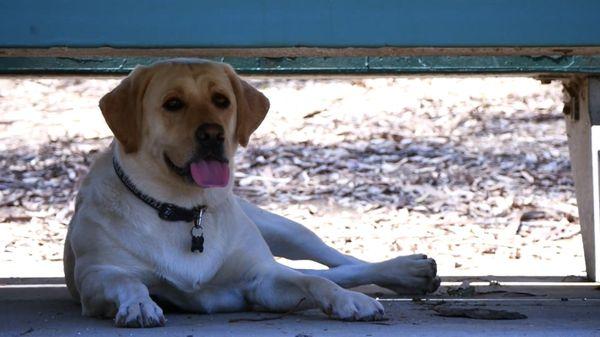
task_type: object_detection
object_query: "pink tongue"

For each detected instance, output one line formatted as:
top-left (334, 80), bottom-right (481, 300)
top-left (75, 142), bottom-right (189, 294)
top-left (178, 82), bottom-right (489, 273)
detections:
top-left (190, 160), bottom-right (230, 188)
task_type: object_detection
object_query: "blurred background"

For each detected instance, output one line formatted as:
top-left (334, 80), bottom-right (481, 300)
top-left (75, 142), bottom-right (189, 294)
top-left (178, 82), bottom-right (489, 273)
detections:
top-left (0, 76), bottom-right (584, 278)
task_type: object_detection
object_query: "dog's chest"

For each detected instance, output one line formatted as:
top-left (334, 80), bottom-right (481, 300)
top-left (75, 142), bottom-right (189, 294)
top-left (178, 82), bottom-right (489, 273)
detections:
top-left (118, 208), bottom-right (231, 292)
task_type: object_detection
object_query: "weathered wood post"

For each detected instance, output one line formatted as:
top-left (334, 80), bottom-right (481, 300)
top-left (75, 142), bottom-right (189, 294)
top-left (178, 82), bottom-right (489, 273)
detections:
top-left (565, 77), bottom-right (600, 281)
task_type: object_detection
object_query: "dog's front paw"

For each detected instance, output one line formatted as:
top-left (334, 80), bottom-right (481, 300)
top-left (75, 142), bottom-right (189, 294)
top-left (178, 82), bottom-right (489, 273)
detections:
top-left (115, 298), bottom-right (166, 328)
top-left (321, 290), bottom-right (384, 321)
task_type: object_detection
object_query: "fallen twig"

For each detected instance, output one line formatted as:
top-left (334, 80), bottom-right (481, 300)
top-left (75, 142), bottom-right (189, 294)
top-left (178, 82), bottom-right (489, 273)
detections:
top-left (228, 298), bottom-right (305, 323)
top-left (433, 304), bottom-right (527, 320)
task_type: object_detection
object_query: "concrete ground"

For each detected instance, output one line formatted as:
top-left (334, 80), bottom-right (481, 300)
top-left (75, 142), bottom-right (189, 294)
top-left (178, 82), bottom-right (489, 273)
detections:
top-left (2, 278), bottom-right (599, 337)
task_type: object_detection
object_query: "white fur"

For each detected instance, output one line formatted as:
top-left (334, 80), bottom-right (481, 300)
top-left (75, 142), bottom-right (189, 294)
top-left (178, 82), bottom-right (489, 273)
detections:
top-left (64, 60), bottom-right (437, 328)
top-left (65, 144), bottom-right (385, 327)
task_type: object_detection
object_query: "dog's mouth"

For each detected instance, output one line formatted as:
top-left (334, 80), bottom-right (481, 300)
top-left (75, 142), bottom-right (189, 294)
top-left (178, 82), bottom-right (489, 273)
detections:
top-left (164, 153), bottom-right (230, 188)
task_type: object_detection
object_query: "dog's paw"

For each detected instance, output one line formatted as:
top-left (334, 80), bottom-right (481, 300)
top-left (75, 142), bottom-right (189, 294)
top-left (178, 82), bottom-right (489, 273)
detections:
top-left (321, 290), bottom-right (385, 321)
top-left (115, 298), bottom-right (166, 328)
top-left (375, 254), bottom-right (440, 295)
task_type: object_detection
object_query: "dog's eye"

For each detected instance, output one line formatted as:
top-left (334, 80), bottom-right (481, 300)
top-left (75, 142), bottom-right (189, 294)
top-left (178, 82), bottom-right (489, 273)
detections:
top-left (163, 98), bottom-right (185, 112)
top-left (212, 93), bottom-right (230, 109)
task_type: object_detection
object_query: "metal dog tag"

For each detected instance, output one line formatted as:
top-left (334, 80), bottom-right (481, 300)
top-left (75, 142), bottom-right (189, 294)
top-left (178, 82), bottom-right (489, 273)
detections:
top-left (190, 232), bottom-right (204, 253)
top-left (190, 208), bottom-right (205, 253)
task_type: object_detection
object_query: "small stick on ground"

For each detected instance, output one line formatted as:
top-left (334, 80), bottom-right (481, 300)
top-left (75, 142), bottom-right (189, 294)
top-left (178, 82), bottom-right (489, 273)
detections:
top-left (229, 298), bottom-right (306, 323)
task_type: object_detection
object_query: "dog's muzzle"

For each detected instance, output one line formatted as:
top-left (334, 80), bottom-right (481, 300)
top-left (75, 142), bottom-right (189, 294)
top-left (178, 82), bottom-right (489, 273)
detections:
top-left (164, 123), bottom-right (230, 188)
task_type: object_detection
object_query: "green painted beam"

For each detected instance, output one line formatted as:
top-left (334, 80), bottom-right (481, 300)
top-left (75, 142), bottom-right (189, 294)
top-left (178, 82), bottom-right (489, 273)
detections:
top-left (1, 56), bottom-right (600, 75)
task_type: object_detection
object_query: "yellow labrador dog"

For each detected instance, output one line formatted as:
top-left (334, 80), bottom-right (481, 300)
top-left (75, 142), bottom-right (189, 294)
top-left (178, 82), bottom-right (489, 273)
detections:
top-left (64, 59), bottom-right (439, 328)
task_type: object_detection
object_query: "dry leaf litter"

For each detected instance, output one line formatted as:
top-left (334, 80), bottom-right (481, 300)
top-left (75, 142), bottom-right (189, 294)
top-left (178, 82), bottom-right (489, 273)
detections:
top-left (0, 77), bottom-right (584, 277)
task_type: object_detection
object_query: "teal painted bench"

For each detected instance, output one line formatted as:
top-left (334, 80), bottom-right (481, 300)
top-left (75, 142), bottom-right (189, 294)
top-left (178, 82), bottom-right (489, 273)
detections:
top-left (2, 0), bottom-right (600, 280)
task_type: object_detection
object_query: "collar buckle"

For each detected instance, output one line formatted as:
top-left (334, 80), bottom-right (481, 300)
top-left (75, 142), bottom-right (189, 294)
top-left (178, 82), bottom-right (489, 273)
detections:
top-left (158, 203), bottom-right (195, 222)
top-left (158, 203), bottom-right (177, 221)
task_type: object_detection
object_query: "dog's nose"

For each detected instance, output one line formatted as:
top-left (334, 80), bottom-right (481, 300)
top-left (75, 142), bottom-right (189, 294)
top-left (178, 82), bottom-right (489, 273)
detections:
top-left (195, 123), bottom-right (225, 143)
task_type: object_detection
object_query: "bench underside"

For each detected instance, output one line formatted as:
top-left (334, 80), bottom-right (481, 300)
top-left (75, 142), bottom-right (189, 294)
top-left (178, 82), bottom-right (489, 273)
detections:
top-left (2, 0), bottom-right (599, 49)
top-left (2, 55), bottom-right (600, 75)
top-left (2, 0), bottom-right (600, 76)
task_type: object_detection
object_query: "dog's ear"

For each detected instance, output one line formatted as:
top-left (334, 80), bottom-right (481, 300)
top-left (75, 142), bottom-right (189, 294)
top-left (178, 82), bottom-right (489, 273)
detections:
top-left (99, 65), bottom-right (153, 153)
top-left (225, 65), bottom-right (270, 147)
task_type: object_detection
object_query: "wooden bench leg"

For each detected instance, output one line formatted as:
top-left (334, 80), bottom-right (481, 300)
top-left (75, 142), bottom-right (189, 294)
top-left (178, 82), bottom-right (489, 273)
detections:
top-left (565, 77), bottom-right (600, 281)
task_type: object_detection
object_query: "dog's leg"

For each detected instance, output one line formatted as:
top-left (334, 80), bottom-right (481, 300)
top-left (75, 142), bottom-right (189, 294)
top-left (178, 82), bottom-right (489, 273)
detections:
top-left (76, 263), bottom-right (165, 328)
top-left (238, 197), bottom-right (440, 294)
top-left (247, 263), bottom-right (384, 321)
top-left (237, 197), bottom-right (362, 267)
top-left (298, 254), bottom-right (441, 294)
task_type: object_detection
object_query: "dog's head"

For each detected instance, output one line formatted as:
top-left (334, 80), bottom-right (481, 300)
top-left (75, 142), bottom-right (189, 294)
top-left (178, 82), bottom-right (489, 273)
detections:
top-left (99, 59), bottom-right (269, 190)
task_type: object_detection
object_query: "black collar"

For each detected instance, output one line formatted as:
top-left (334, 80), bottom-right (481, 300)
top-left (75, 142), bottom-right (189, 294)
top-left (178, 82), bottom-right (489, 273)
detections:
top-left (112, 157), bottom-right (207, 253)
top-left (112, 157), bottom-right (205, 222)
